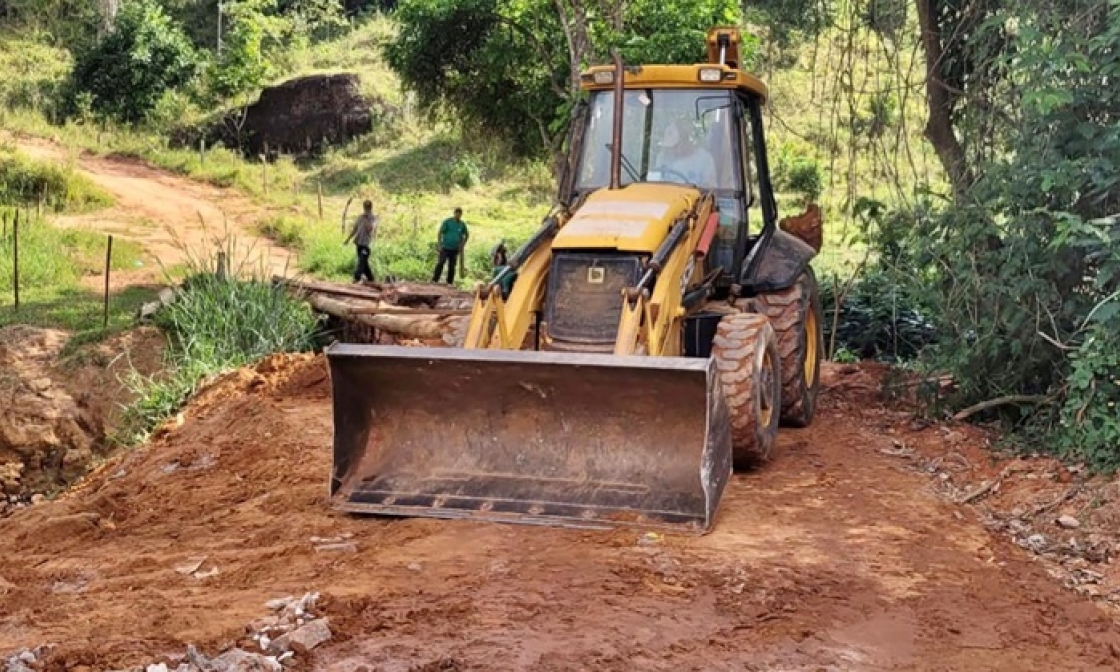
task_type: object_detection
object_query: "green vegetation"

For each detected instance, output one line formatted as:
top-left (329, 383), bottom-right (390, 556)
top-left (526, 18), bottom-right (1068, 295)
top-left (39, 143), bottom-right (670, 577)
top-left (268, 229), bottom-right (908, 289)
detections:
top-left (0, 148), bottom-right (138, 337)
top-left (0, 147), bottom-right (113, 211)
top-left (0, 0), bottom-right (1116, 469)
top-left (0, 208), bottom-right (149, 333)
top-left (120, 253), bottom-right (322, 444)
top-left (66, 0), bottom-right (199, 123)
top-left (385, 0), bottom-right (744, 155)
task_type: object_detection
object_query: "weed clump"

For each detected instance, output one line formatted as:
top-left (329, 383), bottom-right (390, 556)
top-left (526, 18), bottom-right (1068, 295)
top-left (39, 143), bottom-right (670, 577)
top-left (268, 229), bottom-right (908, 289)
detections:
top-left (121, 247), bottom-right (322, 444)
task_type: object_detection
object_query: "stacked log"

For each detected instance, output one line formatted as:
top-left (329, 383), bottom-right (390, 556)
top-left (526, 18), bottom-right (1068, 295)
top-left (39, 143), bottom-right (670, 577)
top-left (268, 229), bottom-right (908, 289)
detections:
top-left (274, 277), bottom-right (472, 346)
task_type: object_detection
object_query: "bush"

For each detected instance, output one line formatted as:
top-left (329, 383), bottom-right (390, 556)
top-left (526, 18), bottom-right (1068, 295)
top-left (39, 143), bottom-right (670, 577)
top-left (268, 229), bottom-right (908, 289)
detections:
top-left (773, 142), bottom-right (824, 201)
top-left (821, 268), bottom-right (938, 362)
top-left (66, 0), bottom-right (199, 123)
top-left (1060, 325), bottom-right (1120, 470)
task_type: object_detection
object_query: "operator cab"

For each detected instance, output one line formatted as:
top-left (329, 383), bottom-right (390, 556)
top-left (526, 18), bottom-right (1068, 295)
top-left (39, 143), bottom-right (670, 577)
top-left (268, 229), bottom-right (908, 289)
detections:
top-left (568, 87), bottom-right (762, 284)
top-left (564, 39), bottom-right (779, 292)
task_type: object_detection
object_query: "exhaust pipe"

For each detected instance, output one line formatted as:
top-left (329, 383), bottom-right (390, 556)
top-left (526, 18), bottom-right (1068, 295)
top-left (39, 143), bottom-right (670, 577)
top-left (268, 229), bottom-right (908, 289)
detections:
top-left (609, 49), bottom-right (624, 190)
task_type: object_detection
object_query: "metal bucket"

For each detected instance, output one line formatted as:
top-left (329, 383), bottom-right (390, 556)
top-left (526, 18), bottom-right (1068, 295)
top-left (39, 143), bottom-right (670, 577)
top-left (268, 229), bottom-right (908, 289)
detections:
top-left (326, 344), bottom-right (732, 533)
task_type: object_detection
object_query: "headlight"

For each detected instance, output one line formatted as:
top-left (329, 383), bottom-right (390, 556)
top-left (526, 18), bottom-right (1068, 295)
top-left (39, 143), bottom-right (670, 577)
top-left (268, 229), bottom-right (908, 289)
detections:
top-left (698, 68), bottom-right (723, 83)
top-left (593, 71), bottom-right (615, 84)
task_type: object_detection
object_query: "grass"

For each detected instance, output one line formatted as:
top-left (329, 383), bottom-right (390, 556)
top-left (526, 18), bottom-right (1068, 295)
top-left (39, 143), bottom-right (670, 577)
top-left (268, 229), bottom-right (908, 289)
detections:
top-left (0, 144), bottom-right (113, 211)
top-left (119, 246), bottom-right (322, 444)
top-left (0, 208), bottom-right (152, 337)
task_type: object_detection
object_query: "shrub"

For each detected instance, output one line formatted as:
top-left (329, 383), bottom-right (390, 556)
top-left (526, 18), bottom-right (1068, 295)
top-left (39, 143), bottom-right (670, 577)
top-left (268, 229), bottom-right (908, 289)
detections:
top-left (821, 268), bottom-right (938, 363)
top-left (773, 142), bottom-right (824, 201)
top-left (66, 0), bottom-right (199, 123)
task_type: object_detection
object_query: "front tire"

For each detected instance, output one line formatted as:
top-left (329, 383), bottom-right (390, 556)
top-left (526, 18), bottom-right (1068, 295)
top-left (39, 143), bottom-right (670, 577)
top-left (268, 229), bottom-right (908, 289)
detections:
top-left (711, 313), bottom-right (781, 470)
top-left (753, 271), bottom-right (823, 428)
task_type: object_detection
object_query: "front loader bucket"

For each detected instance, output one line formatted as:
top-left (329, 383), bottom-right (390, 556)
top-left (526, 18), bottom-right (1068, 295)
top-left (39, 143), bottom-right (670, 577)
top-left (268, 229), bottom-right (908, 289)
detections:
top-left (326, 344), bottom-right (732, 534)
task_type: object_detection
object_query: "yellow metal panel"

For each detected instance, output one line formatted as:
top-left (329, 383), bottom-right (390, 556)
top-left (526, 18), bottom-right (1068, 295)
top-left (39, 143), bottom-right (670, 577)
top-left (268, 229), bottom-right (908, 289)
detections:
top-left (553, 183), bottom-right (700, 253)
top-left (579, 64), bottom-right (768, 100)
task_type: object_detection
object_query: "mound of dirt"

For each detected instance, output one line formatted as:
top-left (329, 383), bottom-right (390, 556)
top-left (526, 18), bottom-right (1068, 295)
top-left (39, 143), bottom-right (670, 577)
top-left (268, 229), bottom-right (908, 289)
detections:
top-left (239, 74), bottom-right (376, 157)
top-left (0, 326), bottom-right (164, 502)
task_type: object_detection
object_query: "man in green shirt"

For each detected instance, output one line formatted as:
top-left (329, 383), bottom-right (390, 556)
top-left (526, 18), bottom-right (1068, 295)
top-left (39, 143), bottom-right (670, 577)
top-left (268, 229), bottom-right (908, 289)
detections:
top-left (431, 207), bottom-right (470, 284)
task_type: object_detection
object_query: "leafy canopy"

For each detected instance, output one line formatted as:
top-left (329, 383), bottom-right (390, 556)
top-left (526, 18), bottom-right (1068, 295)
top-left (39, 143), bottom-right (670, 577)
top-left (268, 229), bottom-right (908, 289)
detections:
top-left (385, 0), bottom-right (747, 155)
top-left (66, 0), bottom-right (198, 123)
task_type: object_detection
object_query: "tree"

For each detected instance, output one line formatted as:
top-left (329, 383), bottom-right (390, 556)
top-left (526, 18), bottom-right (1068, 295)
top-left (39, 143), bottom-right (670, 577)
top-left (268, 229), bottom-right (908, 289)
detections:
top-left (869, 0), bottom-right (1120, 466)
top-left (385, 0), bottom-right (747, 156)
top-left (66, 0), bottom-right (198, 123)
top-left (207, 0), bottom-right (289, 98)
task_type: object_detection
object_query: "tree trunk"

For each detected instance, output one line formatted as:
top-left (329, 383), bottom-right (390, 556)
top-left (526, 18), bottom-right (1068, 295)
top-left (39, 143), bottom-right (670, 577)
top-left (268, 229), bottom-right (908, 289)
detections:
top-left (98, 0), bottom-right (119, 37)
top-left (916, 0), bottom-right (972, 200)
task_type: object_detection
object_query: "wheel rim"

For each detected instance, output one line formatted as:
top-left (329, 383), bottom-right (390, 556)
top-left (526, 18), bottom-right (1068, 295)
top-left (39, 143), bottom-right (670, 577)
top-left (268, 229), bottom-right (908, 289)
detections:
top-left (759, 349), bottom-right (775, 426)
top-left (803, 304), bottom-right (820, 384)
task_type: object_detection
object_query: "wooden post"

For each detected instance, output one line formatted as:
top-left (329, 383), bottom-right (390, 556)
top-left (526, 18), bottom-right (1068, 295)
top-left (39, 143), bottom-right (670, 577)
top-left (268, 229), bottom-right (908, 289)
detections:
top-left (317, 180), bottom-right (323, 220)
top-left (199, 139), bottom-right (206, 167)
top-left (12, 211), bottom-right (19, 313)
top-left (103, 235), bottom-right (113, 329)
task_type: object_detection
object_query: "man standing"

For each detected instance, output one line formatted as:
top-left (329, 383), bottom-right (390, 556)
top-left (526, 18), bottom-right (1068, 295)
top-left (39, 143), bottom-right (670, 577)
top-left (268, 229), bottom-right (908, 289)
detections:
top-left (344, 200), bottom-right (378, 283)
top-left (490, 239), bottom-right (515, 299)
top-left (431, 207), bottom-right (469, 285)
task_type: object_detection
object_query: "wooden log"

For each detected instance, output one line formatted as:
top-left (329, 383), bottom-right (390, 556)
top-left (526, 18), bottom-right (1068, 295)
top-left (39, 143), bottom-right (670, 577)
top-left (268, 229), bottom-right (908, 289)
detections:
top-left (356, 313), bottom-right (445, 340)
top-left (307, 293), bottom-right (470, 317)
top-left (275, 276), bottom-right (387, 301)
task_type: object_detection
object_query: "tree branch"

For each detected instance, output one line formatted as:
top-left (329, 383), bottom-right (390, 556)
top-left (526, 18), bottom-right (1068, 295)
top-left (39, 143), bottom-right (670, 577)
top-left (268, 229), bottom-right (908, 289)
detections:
top-left (952, 395), bottom-right (1050, 421)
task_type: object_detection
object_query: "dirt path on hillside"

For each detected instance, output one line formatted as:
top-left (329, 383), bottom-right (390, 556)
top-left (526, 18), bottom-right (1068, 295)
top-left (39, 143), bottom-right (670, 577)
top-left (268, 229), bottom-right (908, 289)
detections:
top-left (7, 134), bottom-right (295, 282)
top-left (0, 358), bottom-right (1117, 671)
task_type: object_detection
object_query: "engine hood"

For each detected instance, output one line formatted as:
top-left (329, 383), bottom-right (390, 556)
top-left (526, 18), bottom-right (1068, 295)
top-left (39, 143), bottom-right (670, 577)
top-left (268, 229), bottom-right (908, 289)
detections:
top-left (554, 183), bottom-right (700, 253)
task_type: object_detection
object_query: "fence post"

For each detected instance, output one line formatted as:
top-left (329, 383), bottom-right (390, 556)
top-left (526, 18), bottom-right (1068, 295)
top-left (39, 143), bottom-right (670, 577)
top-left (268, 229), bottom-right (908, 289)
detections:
top-left (103, 235), bottom-right (113, 329)
top-left (199, 139), bottom-right (206, 167)
top-left (12, 211), bottom-right (19, 313)
top-left (317, 180), bottom-right (324, 220)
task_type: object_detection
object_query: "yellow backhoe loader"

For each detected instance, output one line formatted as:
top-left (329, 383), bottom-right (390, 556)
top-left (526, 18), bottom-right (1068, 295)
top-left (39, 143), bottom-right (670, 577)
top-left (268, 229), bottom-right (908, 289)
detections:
top-left (327, 28), bottom-right (824, 533)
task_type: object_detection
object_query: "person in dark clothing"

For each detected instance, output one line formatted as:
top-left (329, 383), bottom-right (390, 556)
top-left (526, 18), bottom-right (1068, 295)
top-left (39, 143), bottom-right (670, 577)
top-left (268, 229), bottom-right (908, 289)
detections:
top-left (431, 207), bottom-right (470, 284)
top-left (490, 239), bottom-right (515, 299)
top-left (344, 200), bottom-right (378, 283)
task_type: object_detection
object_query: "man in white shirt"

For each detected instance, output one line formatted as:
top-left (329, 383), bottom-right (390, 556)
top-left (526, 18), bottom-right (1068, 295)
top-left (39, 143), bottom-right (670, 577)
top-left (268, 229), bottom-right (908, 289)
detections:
top-left (651, 119), bottom-right (716, 188)
top-left (343, 200), bottom-right (378, 283)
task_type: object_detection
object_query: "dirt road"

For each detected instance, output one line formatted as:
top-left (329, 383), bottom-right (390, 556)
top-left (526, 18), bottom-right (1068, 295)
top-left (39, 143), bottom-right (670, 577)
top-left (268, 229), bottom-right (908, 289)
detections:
top-left (1, 357), bottom-right (1117, 671)
top-left (7, 134), bottom-right (294, 280)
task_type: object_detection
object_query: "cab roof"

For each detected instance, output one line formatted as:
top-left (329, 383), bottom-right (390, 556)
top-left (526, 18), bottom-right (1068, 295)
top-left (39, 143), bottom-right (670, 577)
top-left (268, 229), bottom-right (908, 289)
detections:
top-left (579, 64), bottom-right (769, 101)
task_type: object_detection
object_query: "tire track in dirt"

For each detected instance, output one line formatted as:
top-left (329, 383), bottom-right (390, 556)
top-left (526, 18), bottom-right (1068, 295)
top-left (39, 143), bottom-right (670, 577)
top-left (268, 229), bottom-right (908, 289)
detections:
top-left (5, 133), bottom-right (295, 283)
top-left (0, 358), bottom-right (1117, 670)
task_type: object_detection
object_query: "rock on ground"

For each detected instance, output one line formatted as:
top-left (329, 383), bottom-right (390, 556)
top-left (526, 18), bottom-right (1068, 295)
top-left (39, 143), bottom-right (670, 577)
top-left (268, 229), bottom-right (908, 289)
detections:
top-left (267, 618), bottom-right (332, 655)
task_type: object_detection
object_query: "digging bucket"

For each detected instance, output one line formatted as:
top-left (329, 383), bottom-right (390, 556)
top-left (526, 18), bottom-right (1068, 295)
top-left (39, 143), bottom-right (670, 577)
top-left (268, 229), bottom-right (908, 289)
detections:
top-left (326, 343), bottom-right (732, 533)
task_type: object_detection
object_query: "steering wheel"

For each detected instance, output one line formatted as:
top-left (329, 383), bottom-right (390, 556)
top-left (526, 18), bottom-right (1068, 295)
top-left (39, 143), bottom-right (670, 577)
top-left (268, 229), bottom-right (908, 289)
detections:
top-left (653, 167), bottom-right (693, 184)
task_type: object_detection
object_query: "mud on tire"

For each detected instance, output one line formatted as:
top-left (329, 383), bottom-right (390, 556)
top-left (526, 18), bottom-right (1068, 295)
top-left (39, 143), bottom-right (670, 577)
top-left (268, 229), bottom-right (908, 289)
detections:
top-left (711, 313), bottom-right (781, 470)
top-left (753, 270), bottom-right (823, 428)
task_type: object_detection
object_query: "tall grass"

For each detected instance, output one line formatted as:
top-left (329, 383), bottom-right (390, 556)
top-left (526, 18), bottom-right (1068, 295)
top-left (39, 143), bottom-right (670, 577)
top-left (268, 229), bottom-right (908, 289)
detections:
top-left (0, 147), bottom-right (113, 211)
top-left (120, 242), bottom-right (322, 444)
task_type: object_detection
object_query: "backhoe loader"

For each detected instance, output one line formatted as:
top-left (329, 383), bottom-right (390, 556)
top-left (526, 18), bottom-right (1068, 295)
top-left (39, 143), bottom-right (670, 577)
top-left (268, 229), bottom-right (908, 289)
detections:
top-left (327, 27), bottom-right (824, 533)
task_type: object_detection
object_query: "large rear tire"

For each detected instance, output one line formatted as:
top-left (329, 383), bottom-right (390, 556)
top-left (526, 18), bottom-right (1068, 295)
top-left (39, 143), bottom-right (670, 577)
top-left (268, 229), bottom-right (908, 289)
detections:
top-left (711, 313), bottom-right (781, 470)
top-left (753, 270), bottom-right (823, 428)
